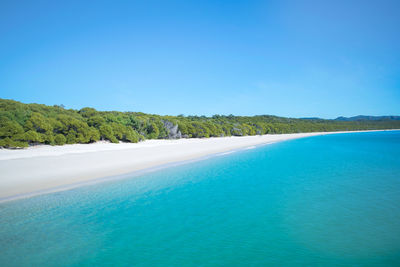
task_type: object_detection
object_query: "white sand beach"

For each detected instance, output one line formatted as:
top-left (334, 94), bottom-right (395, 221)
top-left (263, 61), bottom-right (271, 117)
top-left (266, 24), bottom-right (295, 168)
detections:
top-left (0, 131), bottom-right (387, 201)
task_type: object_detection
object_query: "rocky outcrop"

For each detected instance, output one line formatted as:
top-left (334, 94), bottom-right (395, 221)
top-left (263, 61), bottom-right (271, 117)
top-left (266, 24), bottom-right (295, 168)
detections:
top-left (231, 127), bottom-right (243, 136)
top-left (162, 120), bottom-right (182, 139)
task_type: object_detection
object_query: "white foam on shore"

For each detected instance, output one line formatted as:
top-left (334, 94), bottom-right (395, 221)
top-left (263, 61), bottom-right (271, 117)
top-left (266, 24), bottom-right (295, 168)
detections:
top-left (218, 151), bottom-right (236, 156)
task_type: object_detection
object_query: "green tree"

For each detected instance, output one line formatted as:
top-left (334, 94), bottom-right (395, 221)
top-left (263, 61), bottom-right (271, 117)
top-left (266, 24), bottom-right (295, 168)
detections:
top-left (146, 122), bottom-right (160, 139)
top-left (100, 124), bottom-right (118, 143)
top-left (54, 134), bottom-right (67, 145)
top-left (25, 113), bottom-right (53, 133)
top-left (0, 120), bottom-right (24, 138)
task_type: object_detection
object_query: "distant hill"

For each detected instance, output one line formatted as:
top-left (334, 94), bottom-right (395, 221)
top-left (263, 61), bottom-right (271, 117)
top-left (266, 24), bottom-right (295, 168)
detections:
top-left (299, 117), bottom-right (323, 120)
top-left (335, 115), bottom-right (400, 121)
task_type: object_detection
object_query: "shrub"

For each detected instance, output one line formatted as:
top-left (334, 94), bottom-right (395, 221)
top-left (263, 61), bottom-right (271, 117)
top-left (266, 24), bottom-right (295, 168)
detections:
top-left (54, 134), bottom-right (67, 145)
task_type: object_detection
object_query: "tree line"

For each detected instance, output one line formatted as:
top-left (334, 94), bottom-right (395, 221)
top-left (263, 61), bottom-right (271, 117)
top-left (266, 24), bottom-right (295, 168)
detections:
top-left (1, 98), bottom-right (399, 148)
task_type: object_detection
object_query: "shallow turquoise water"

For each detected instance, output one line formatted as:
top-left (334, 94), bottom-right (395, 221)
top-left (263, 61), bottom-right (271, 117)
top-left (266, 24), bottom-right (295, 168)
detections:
top-left (1, 131), bottom-right (400, 266)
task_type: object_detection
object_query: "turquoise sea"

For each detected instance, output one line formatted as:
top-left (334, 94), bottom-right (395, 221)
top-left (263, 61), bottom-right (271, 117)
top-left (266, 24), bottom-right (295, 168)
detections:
top-left (1, 131), bottom-right (400, 266)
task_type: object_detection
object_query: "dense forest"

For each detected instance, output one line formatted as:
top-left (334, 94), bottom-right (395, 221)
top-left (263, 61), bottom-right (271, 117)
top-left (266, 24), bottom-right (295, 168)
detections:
top-left (1, 98), bottom-right (399, 148)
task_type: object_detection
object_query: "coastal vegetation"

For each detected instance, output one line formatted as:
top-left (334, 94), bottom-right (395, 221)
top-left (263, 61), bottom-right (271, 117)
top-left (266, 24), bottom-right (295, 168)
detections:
top-left (1, 98), bottom-right (399, 148)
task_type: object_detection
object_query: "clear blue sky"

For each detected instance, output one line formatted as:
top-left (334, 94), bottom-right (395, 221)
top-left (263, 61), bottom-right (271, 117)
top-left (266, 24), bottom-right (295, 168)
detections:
top-left (1, 0), bottom-right (399, 118)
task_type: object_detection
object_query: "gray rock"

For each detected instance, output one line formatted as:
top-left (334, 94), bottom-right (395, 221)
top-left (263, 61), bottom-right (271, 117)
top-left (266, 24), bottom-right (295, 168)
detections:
top-left (162, 120), bottom-right (182, 139)
top-left (231, 127), bottom-right (243, 136)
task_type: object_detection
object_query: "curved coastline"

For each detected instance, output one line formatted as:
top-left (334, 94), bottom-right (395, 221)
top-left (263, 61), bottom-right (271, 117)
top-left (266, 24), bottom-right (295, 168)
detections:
top-left (0, 130), bottom-right (397, 203)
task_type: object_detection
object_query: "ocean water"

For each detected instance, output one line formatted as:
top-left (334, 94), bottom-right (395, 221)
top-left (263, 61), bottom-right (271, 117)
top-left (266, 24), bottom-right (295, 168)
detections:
top-left (1, 131), bottom-right (400, 266)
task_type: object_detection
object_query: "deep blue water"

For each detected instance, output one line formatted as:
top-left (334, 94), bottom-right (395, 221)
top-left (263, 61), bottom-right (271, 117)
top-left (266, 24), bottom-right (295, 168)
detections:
top-left (1, 131), bottom-right (400, 266)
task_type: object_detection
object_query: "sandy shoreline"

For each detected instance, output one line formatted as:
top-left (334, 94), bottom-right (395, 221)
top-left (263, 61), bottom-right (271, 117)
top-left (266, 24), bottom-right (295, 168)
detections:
top-left (0, 130), bottom-right (393, 202)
